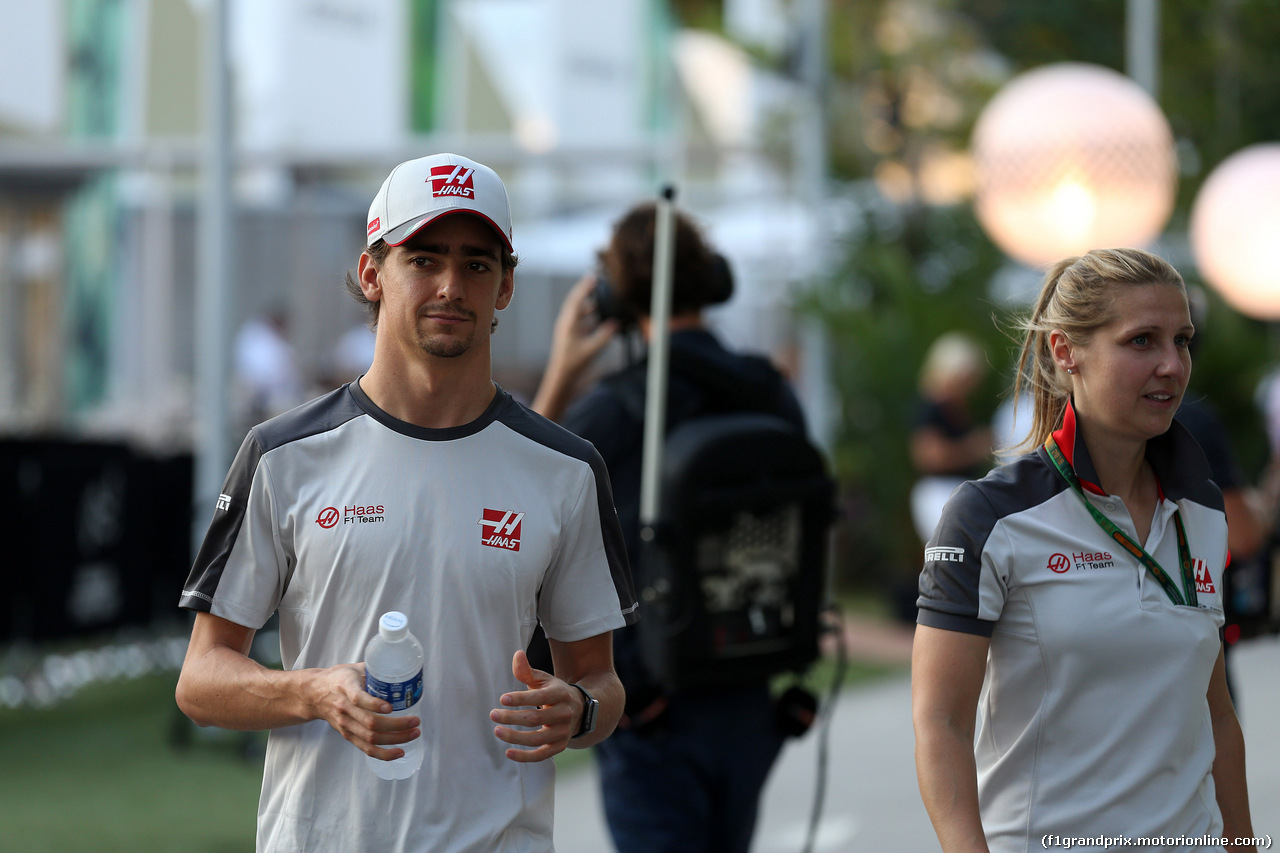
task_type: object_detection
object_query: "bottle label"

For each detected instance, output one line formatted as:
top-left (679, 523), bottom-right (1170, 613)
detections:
top-left (365, 670), bottom-right (423, 711)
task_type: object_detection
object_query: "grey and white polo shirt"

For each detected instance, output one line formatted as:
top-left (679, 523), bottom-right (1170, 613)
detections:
top-left (181, 381), bottom-right (638, 853)
top-left (918, 403), bottom-right (1227, 853)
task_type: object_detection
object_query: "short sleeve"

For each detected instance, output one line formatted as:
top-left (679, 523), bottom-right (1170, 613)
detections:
top-left (536, 451), bottom-right (638, 643)
top-left (916, 479), bottom-right (1003, 637)
top-left (179, 429), bottom-right (288, 629)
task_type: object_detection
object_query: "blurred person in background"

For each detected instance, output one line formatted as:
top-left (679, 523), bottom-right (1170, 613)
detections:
top-left (176, 153), bottom-right (637, 853)
top-left (1177, 392), bottom-right (1270, 570)
top-left (315, 319), bottom-right (377, 391)
top-left (895, 331), bottom-right (994, 623)
top-left (332, 321), bottom-right (376, 376)
top-left (908, 331), bottom-right (994, 545)
top-left (1257, 366), bottom-right (1280, 467)
top-left (1174, 290), bottom-right (1274, 702)
top-left (532, 202), bottom-right (804, 853)
top-left (1176, 291), bottom-right (1271, 567)
top-left (232, 309), bottom-right (305, 430)
top-left (913, 248), bottom-right (1255, 852)
top-left (991, 388), bottom-right (1033, 460)
top-left (1176, 388), bottom-right (1272, 703)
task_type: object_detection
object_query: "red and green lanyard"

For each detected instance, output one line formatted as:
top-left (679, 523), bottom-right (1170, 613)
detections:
top-left (1045, 436), bottom-right (1198, 607)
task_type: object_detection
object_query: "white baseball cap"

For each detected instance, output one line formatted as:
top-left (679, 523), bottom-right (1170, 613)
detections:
top-left (365, 153), bottom-right (513, 252)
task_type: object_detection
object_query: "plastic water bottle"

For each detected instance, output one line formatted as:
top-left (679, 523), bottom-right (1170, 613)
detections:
top-left (364, 611), bottom-right (424, 780)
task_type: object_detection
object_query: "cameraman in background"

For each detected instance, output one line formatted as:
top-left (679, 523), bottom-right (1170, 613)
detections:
top-left (533, 202), bottom-right (805, 853)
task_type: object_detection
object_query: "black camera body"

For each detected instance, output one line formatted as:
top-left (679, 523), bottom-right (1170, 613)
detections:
top-left (591, 266), bottom-right (636, 328)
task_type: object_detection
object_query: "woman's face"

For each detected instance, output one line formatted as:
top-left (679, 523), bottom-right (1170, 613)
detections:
top-left (1054, 283), bottom-right (1194, 448)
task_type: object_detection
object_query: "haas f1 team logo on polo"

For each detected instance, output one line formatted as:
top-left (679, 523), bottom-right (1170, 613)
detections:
top-left (1194, 558), bottom-right (1216, 594)
top-left (1048, 550), bottom-right (1114, 572)
top-left (430, 165), bottom-right (476, 199)
top-left (316, 504), bottom-right (385, 529)
top-left (479, 508), bottom-right (523, 551)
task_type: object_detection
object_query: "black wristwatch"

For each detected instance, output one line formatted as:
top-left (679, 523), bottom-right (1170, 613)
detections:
top-left (569, 683), bottom-right (598, 739)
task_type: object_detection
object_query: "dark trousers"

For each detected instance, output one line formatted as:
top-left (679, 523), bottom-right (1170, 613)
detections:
top-left (595, 684), bottom-right (785, 853)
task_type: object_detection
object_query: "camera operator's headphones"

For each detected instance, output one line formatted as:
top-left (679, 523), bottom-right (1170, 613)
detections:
top-left (592, 252), bottom-right (735, 330)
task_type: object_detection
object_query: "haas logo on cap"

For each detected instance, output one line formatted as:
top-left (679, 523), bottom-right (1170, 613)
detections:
top-left (430, 165), bottom-right (476, 199)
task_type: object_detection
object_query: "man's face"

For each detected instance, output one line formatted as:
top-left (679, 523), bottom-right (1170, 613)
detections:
top-left (363, 214), bottom-right (513, 362)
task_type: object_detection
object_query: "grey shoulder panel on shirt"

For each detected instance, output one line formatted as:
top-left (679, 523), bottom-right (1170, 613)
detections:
top-left (915, 452), bottom-right (1065, 635)
top-left (179, 386), bottom-right (367, 615)
top-left (251, 384), bottom-right (369, 453)
top-left (493, 395), bottom-right (639, 625)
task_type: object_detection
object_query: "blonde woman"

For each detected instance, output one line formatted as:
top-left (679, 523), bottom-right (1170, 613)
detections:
top-left (912, 249), bottom-right (1255, 852)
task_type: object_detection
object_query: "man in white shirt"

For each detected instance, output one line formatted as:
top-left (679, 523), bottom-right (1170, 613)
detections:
top-left (177, 153), bottom-right (638, 852)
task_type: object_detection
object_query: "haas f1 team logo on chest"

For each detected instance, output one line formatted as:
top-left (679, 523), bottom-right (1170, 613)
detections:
top-left (430, 165), bottom-right (476, 199)
top-left (1047, 549), bottom-right (1114, 573)
top-left (479, 508), bottom-right (523, 551)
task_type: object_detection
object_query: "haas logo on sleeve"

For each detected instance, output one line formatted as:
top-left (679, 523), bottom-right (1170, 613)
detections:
top-left (479, 508), bottom-right (523, 551)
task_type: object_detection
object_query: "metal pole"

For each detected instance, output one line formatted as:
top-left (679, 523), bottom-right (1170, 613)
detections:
top-left (796, 0), bottom-right (828, 208)
top-left (638, 185), bottom-right (678, 529)
top-left (194, 0), bottom-right (233, 547)
top-left (1126, 0), bottom-right (1160, 97)
top-left (796, 0), bottom-right (837, 455)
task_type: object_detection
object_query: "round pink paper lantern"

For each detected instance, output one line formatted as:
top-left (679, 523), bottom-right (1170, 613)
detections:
top-left (971, 63), bottom-right (1178, 268)
top-left (1190, 143), bottom-right (1280, 319)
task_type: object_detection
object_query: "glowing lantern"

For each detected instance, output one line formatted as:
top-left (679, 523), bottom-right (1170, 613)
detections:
top-left (971, 63), bottom-right (1177, 268)
top-left (1190, 143), bottom-right (1280, 319)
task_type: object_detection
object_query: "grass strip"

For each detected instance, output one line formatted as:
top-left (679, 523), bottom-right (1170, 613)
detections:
top-left (0, 673), bottom-right (262, 853)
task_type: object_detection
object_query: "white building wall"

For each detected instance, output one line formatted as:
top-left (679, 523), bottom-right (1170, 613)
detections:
top-left (232, 0), bottom-right (410, 155)
top-left (0, 1), bottom-right (64, 135)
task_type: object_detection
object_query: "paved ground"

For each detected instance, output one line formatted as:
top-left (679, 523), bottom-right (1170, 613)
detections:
top-left (553, 627), bottom-right (1280, 852)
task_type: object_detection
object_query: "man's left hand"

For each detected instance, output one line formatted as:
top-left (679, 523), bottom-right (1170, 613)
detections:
top-left (490, 649), bottom-right (582, 762)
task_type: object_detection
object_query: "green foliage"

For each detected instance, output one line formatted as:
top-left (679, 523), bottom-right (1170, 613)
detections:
top-left (800, 192), bottom-right (1010, 588)
top-left (667, 0), bottom-right (722, 30)
top-left (963, 0), bottom-right (1125, 69)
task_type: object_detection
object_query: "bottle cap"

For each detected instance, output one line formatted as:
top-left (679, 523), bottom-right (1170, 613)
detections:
top-left (379, 611), bottom-right (409, 641)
